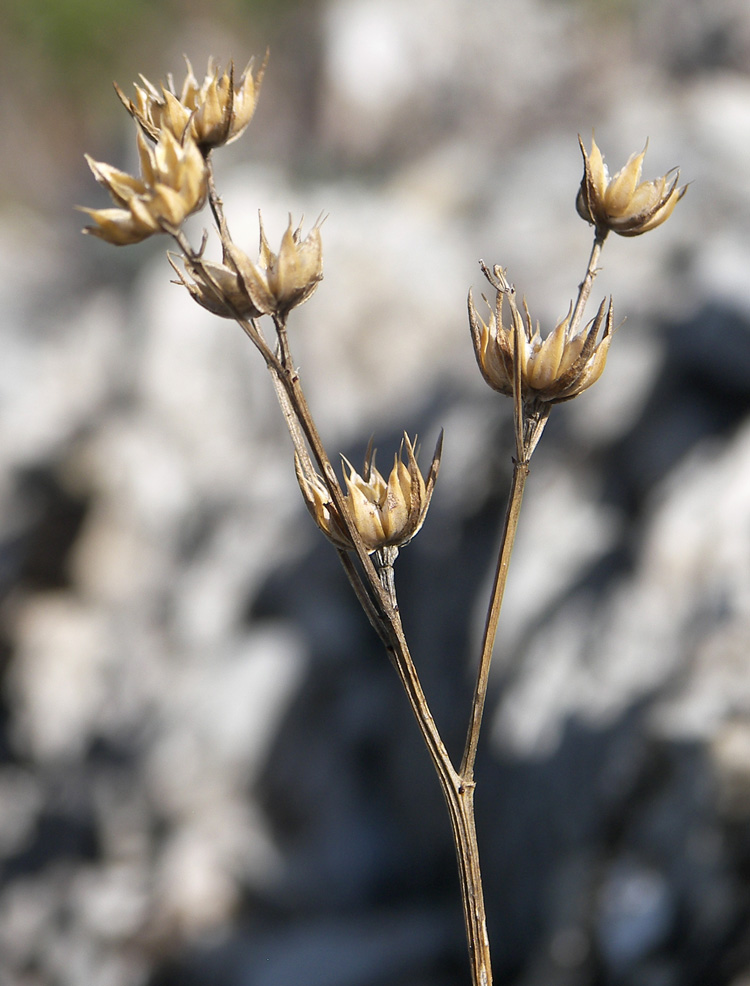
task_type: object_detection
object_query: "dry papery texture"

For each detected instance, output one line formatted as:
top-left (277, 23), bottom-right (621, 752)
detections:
top-left (3, 0), bottom-right (750, 984)
top-left (70, 45), bottom-right (725, 986)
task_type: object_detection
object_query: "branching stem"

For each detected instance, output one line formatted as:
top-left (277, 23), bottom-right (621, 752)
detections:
top-left (171, 190), bottom-right (609, 986)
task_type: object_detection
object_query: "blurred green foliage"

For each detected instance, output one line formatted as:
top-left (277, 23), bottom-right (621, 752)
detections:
top-left (0, 0), bottom-right (303, 211)
top-left (5, 0), bottom-right (153, 76)
top-left (1, 0), bottom-right (297, 98)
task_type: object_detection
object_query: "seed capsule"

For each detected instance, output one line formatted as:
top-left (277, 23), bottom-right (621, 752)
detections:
top-left (576, 135), bottom-right (686, 237)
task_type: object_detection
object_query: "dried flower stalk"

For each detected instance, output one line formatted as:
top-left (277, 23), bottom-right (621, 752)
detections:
top-left (80, 56), bottom-right (686, 986)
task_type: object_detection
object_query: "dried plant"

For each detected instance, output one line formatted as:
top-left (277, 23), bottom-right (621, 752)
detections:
top-left (80, 55), bottom-right (686, 986)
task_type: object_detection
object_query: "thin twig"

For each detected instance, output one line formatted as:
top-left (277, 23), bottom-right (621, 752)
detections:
top-left (206, 157), bottom-right (233, 245)
top-left (570, 230), bottom-right (608, 335)
top-left (336, 548), bottom-right (392, 650)
top-left (273, 315), bottom-right (295, 374)
top-left (460, 455), bottom-right (529, 781)
top-left (461, 230), bottom-right (608, 780)
top-left (262, 310), bottom-right (493, 986)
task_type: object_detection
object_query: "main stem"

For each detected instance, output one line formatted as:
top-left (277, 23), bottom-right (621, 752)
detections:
top-left (386, 624), bottom-right (493, 986)
top-left (268, 347), bottom-right (494, 985)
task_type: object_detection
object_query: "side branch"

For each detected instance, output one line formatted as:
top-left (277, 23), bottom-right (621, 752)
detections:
top-left (570, 230), bottom-right (607, 335)
top-left (460, 456), bottom-right (529, 780)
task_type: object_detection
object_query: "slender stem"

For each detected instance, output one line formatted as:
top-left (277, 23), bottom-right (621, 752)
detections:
top-left (273, 360), bottom-right (400, 627)
top-left (451, 781), bottom-right (492, 986)
top-left (461, 229), bottom-right (608, 780)
top-left (265, 360), bottom-right (391, 651)
top-left (273, 316), bottom-right (295, 374)
top-left (272, 343), bottom-right (493, 982)
top-left (460, 456), bottom-right (529, 781)
top-left (570, 230), bottom-right (608, 335)
top-left (336, 548), bottom-right (392, 650)
top-left (386, 619), bottom-right (493, 986)
top-left (183, 194), bottom-right (496, 984)
top-left (267, 331), bottom-right (493, 984)
top-left (205, 157), bottom-right (233, 245)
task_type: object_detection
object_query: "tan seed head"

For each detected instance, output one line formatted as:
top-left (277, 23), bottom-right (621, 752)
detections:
top-left (115, 54), bottom-right (267, 152)
top-left (226, 213), bottom-right (324, 319)
top-left (469, 274), bottom-right (614, 404)
top-left (80, 128), bottom-right (208, 245)
top-left (576, 135), bottom-right (686, 237)
top-left (295, 433), bottom-right (442, 553)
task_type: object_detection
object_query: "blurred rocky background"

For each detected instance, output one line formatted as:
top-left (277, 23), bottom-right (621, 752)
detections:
top-left (2, 0), bottom-right (750, 983)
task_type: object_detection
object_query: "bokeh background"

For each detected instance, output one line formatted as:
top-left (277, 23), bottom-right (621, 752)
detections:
top-left (2, 0), bottom-right (750, 984)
